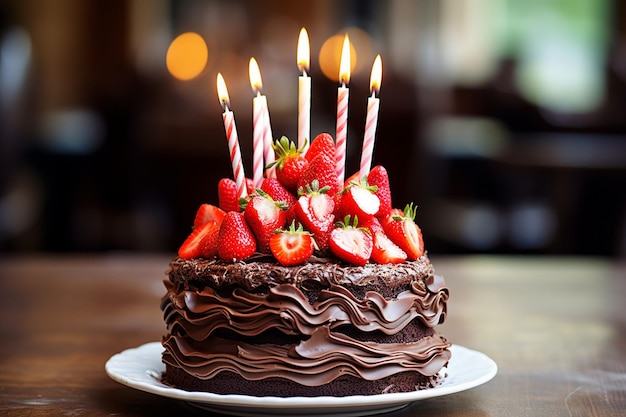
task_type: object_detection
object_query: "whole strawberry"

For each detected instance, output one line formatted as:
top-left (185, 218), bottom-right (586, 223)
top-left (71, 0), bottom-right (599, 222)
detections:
top-left (217, 211), bottom-right (256, 262)
top-left (367, 165), bottom-right (392, 218)
top-left (218, 178), bottom-right (242, 212)
top-left (244, 191), bottom-right (287, 253)
top-left (306, 132), bottom-right (336, 162)
top-left (269, 221), bottom-right (315, 266)
top-left (297, 153), bottom-right (340, 198)
top-left (382, 203), bottom-right (424, 261)
top-left (328, 215), bottom-right (373, 266)
top-left (295, 180), bottom-right (335, 251)
top-left (260, 177), bottom-right (297, 209)
top-left (268, 136), bottom-right (307, 193)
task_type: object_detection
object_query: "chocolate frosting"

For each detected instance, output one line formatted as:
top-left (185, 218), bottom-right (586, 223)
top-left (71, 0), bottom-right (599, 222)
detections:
top-left (162, 256), bottom-right (451, 386)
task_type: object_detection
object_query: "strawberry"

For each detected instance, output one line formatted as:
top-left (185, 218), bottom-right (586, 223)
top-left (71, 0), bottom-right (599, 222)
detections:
top-left (328, 216), bottom-right (373, 266)
top-left (370, 230), bottom-right (407, 264)
top-left (218, 178), bottom-right (242, 212)
top-left (367, 165), bottom-right (392, 218)
top-left (343, 171), bottom-right (360, 189)
top-left (360, 215), bottom-right (384, 235)
top-left (382, 203), bottom-right (424, 261)
top-left (306, 132), bottom-right (335, 162)
top-left (178, 220), bottom-right (220, 259)
top-left (193, 204), bottom-right (226, 229)
top-left (297, 153), bottom-right (340, 198)
top-left (260, 177), bottom-right (297, 209)
top-left (269, 221), bottom-right (315, 266)
top-left (381, 207), bottom-right (403, 229)
top-left (244, 191), bottom-right (287, 253)
top-left (217, 211), bottom-right (257, 262)
top-left (338, 179), bottom-right (380, 220)
top-left (295, 180), bottom-right (335, 251)
top-left (268, 136), bottom-right (307, 193)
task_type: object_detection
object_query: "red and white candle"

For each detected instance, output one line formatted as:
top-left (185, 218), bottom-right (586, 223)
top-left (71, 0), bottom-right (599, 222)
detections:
top-left (359, 55), bottom-right (382, 179)
top-left (297, 28), bottom-right (311, 155)
top-left (335, 34), bottom-right (351, 185)
top-left (249, 58), bottom-right (267, 188)
top-left (217, 72), bottom-right (247, 198)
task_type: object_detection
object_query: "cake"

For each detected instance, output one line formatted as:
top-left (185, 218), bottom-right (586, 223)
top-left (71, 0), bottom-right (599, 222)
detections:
top-left (160, 131), bottom-right (452, 397)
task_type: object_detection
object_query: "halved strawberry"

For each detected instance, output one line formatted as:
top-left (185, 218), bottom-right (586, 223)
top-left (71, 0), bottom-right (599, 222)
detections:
top-left (328, 215), bottom-right (373, 266)
top-left (371, 230), bottom-right (407, 264)
top-left (269, 221), bottom-right (315, 266)
top-left (338, 179), bottom-right (380, 220)
top-left (268, 136), bottom-right (307, 193)
top-left (178, 220), bottom-right (220, 259)
top-left (193, 204), bottom-right (226, 229)
top-left (382, 203), bottom-right (424, 260)
top-left (367, 165), bottom-right (392, 218)
top-left (217, 211), bottom-right (257, 262)
top-left (306, 132), bottom-right (335, 162)
top-left (295, 180), bottom-right (335, 251)
top-left (244, 191), bottom-right (287, 253)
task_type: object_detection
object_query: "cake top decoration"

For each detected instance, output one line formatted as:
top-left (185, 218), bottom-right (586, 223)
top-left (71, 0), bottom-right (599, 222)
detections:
top-left (177, 28), bottom-right (423, 266)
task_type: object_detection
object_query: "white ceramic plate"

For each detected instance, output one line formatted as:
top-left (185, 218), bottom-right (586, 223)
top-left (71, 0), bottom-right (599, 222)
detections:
top-left (105, 342), bottom-right (497, 417)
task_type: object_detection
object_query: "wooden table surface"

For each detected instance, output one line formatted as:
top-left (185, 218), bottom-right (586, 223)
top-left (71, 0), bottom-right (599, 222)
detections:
top-left (0, 254), bottom-right (624, 416)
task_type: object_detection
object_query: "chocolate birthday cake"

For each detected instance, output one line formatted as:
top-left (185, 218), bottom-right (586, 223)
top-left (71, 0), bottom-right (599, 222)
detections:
top-left (160, 32), bottom-right (451, 396)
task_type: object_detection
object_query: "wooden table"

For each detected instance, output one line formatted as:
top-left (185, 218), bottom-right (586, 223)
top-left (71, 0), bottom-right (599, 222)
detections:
top-left (0, 254), bottom-right (624, 416)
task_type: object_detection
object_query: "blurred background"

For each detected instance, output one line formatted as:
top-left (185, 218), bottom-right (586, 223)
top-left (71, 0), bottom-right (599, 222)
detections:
top-left (0, 0), bottom-right (624, 257)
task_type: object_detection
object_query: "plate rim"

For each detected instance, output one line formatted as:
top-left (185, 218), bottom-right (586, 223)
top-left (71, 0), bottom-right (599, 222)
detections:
top-left (105, 342), bottom-right (497, 410)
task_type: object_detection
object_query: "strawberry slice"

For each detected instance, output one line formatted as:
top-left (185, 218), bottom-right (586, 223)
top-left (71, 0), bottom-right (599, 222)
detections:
top-left (193, 204), bottom-right (226, 229)
top-left (178, 220), bottom-right (220, 259)
top-left (338, 179), bottom-right (380, 220)
top-left (328, 216), bottom-right (373, 266)
top-left (244, 191), bottom-right (287, 253)
top-left (382, 203), bottom-right (424, 261)
top-left (269, 221), bottom-right (315, 266)
top-left (295, 180), bottom-right (335, 251)
top-left (217, 211), bottom-right (257, 262)
top-left (367, 165), bottom-right (392, 218)
top-left (371, 230), bottom-right (407, 264)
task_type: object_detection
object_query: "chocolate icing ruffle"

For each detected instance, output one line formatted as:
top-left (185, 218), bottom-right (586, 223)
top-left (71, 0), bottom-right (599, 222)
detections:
top-left (162, 328), bottom-right (451, 386)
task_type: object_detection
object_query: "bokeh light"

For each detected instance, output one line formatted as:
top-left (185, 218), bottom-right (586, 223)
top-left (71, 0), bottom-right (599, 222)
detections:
top-left (319, 28), bottom-right (373, 82)
top-left (166, 32), bottom-right (208, 81)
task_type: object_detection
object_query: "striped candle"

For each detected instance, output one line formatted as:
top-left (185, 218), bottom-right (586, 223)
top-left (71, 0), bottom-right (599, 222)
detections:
top-left (359, 55), bottom-right (382, 179)
top-left (217, 73), bottom-right (247, 199)
top-left (335, 34), bottom-right (351, 185)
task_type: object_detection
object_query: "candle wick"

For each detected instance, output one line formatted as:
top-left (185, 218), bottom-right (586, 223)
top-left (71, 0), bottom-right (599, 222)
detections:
top-left (303, 68), bottom-right (308, 77)
top-left (371, 91), bottom-right (376, 99)
top-left (256, 91), bottom-right (262, 98)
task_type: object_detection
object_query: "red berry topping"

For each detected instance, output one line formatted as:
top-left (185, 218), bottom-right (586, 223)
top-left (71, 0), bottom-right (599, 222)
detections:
top-left (269, 221), bottom-right (315, 266)
top-left (244, 191), bottom-right (287, 253)
top-left (382, 203), bottom-right (424, 261)
top-left (328, 216), bottom-right (373, 266)
top-left (367, 165), bottom-right (392, 218)
top-left (193, 204), bottom-right (226, 229)
top-left (217, 211), bottom-right (257, 262)
top-left (178, 220), bottom-right (220, 259)
top-left (269, 136), bottom-right (307, 193)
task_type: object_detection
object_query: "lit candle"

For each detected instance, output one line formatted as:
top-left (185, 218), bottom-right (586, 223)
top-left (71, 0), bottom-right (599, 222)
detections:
top-left (335, 34), bottom-right (351, 185)
top-left (248, 58), bottom-right (275, 181)
top-left (297, 27), bottom-right (311, 154)
top-left (359, 54), bottom-right (382, 179)
top-left (217, 72), bottom-right (247, 199)
top-left (249, 57), bottom-right (267, 188)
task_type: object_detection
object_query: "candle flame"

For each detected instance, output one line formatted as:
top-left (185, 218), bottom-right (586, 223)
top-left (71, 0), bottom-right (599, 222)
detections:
top-left (297, 28), bottom-right (310, 73)
top-left (339, 34), bottom-right (351, 85)
top-left (217, 72), bottom-right (230, 109)
top-left (370, 55), bottom-right (382, 95)
top-left (249, 57), bottom-right (263, 94)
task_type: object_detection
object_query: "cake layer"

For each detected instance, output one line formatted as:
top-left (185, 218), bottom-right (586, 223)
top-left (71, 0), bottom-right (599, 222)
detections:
top-left (161, 256), bottom-right (451, 394)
